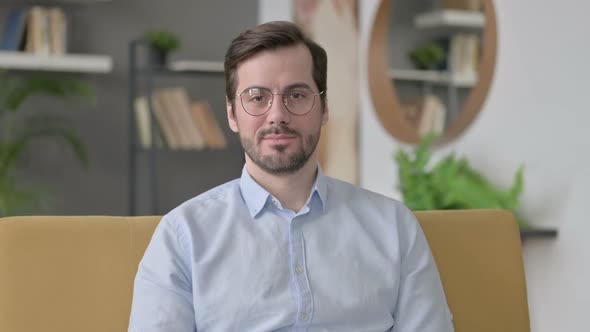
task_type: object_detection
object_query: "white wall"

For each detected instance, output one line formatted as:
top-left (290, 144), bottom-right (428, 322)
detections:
top-left (258, 0), bottom-right (292, 23)
top-left (359, 1), bottom-right (590, 331)
top-left (258, 1), bottom-right (590, 330)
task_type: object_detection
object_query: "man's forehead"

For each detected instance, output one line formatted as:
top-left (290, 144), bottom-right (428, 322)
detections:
top-left (238, 44), bottom-right (311, 68)
top-left (235, 45), bottom-right (315, 91)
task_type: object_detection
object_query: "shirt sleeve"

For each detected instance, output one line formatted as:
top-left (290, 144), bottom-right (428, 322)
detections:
top-left (128, 215), bottom-right (196, 332)
top-left (392, 207), bottom-right (454, 332)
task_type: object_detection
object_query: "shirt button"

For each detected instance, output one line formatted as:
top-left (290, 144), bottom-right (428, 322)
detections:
top-left (300, 313), bottom-right (309, 321)
top-left (295, 265), bottom-right (304, 274)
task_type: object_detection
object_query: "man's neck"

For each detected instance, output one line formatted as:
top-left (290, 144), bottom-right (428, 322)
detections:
top-left (246, 158), bottom-right (318, 213)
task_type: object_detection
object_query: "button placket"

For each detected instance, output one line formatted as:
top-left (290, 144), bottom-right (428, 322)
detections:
top-left (289, 218), bottom-right (313, 327)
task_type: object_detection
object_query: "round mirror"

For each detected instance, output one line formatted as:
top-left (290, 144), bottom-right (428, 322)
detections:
top-left (368, 0), bottom-right (497, 145)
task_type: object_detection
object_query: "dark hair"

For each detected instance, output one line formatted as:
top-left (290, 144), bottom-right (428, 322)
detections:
top-left (224, 21), bottom-right (327, 112)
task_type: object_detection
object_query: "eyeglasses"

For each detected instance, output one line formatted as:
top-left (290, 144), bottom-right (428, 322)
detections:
top-left (236, 86), bottom-right (324, 116)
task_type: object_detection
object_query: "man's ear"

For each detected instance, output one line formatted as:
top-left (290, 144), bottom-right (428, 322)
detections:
top-left (227, 98), bottom-right (239, 133)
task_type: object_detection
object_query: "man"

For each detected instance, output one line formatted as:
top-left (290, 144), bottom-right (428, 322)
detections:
top-left (129, 21), bottom-right (454, 332)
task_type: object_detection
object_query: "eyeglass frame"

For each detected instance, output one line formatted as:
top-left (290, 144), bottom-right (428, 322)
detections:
top-left (233, 86), bottom-right (325, 117)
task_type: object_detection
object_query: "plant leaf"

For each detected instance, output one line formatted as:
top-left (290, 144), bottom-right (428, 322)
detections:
top-left (0, 114), bottom-right (88, 176)
top-left (393, 134), bottom-right (526, 225)
top-left (0, 76), bottom-right (94, 112)
top-left (0, 174), bottom-right (47, 216)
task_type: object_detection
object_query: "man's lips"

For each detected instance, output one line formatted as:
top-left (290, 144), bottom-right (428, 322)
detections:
top-left (262, 134), bottom-right (297, 144)
top-left (263, 134), bottom-right (296, 139)
top-left (258, 126), bottom-right (299, 145)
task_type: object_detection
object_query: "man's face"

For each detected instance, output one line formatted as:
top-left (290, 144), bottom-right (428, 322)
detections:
top-left (227, 44), bottom-right (328, 175)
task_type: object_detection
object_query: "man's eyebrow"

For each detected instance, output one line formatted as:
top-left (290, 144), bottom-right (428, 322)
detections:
top-left (241, 83), bottom-right (313, 93)
top-left (242, 86), bottom-right (269, 91)
top-left (284, 83), bottom-right (313, 90)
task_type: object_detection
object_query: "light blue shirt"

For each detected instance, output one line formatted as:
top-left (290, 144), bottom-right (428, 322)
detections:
top-left (129, 166), bottom-right (454, 332)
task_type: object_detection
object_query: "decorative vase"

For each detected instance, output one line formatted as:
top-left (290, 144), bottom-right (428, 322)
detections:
top-left (149, 47), bottom-right (168, 68)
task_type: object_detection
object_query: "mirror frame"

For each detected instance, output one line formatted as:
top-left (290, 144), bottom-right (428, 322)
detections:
top-left (368, 0), bottom-right (498, 145)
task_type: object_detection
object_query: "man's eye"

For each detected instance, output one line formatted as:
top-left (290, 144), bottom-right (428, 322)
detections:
top-left (249, 95), bottom-right (266, 103)
top-left (288, 91), bottom-right (307, 100)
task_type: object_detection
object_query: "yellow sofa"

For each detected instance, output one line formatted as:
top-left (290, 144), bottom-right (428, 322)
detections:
top-left (0, 210), bottom-right (530, 332)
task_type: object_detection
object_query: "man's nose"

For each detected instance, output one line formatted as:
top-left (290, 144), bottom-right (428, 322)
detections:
top-left (266, 95), bottom-right (291, 125)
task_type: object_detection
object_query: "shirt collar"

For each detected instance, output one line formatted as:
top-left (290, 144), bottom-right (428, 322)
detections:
top-left (239, 165), bottom-right (328, 218)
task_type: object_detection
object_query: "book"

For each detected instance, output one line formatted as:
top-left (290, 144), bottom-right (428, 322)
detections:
top-left (22, 6), bottom-right (69, 55)
top-left (151, 90), bottom-right (182, 149)
top-left (203, 103), bottom-right (227, 149)
top-left (134, 96), bottom-right (164, 149)
top-left (418, 95), bottom-right (446, 138)
top-left (0, 7), bottom-right (28, 51)
top-left (435, 33), bottom-right (480, 83)
top-left (431, 98), bottom-right (446, 135)
top-left (190, 101), bottom-right (227, 149)
top-left (47, 7), bottom-right (67, 55)
top-left (164, 88), bottom-right (206, 150)
top-left (25, 6), bottom-right (50, 55)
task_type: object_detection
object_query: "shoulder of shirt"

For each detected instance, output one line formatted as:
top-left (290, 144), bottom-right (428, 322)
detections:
top-left (163, 178), bottom-right (241, 221)
top-left (324, 175), bottom-right (407, 209)
top-left (324, 176), bottom-right (420, 237)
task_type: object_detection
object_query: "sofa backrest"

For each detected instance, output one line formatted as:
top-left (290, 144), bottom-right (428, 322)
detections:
top-left (417, 209), bottom-right (530, 332)
top-left (0, 216), bottom-right (160, 332)
top-left (0, 210), bottom-right (529, 332)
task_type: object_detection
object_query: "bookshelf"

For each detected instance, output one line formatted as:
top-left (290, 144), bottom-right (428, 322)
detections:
top-left (389, 8), bottom-right (485, 141)
top-left (128, 39), bottom-right (238, 216)
top-left (368, 0), bottom-right (497, 146)
top-left (389, 68), bottom-right (476, 87)
top-left (0, 0), bottom-right (112, 4)
top-left (168, 60), bottom-right (224, 73)
top-left (0, 1), bottom-right (113, 73)
top-left (414, 9), bottom-right (485, 29)
top-left (0, 51), bottom-right (112, 72)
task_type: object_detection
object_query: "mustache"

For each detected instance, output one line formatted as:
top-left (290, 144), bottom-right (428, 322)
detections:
top-left (258, 125), bottom-right (299, 139)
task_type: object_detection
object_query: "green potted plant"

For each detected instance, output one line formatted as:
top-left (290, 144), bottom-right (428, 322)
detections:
top-left (408, 42), bottom-right (446, 70)
top-left (0, 72), bottom-right (94, 216)
top-left (144, 29), bottom-right (181, 67)
top-left (394, 134), bottom-right (527, 227)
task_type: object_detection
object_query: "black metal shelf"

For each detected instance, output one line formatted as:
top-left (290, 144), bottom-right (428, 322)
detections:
top-left (128, 39), bottom-right (227, 216)
top-left (520, 227), bottom-right (558, 240)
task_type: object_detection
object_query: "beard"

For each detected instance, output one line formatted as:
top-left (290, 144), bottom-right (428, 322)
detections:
top-left (240, 124), bottom-right (320, 175)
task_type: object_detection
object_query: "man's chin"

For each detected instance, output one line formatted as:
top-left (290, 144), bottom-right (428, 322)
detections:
top-left (261, 155), bottom-right (292, 168)
top-left (260, 143), bottom-right (293, 154)
top-left (260, 163), bottom-right (302, 175)
top-left (257, 154), bottom-right (308, 175)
